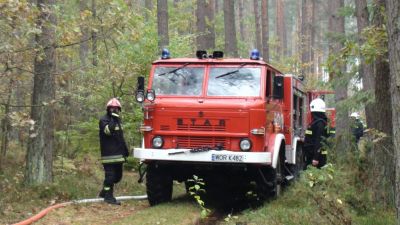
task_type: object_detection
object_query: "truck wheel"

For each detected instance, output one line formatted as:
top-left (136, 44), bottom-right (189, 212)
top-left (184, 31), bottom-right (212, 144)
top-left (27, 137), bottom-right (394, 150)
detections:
top-left (258, 155), bottom-right (283, 200)
top-left (273, 155), bottom-right (283, 198)
top-left (294, 144), bottom-right (305, 178)
top-left (146, 163), bottom-right (173, 206)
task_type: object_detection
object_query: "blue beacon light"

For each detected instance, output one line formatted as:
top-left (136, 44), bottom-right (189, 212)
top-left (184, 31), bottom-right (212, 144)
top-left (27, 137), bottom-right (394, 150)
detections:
top-left (161, 48), bottom-right (170, 59)
top-left (250, 49), bottom-right (260, 60)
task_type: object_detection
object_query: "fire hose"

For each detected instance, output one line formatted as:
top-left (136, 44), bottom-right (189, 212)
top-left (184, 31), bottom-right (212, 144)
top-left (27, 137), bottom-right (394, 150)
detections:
top-left (12, 195), bottom-right (148, 225)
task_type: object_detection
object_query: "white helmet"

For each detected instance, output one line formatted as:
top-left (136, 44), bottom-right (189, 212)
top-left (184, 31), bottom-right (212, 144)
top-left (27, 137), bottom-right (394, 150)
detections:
top-left (350, 112), bottom-right (360, 119)
top-left (310, 98), bottom-right (326, 112)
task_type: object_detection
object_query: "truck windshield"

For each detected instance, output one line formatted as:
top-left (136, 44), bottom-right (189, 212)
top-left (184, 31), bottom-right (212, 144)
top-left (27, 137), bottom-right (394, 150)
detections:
top-left (207, 67), bottom-right (261, 96)
top-left (152, 66), bottom-right (205, 96)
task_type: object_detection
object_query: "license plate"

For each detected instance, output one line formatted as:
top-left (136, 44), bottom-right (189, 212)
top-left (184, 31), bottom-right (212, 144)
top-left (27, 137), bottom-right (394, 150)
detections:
top-left (211, 154), bottom-right (244, 162)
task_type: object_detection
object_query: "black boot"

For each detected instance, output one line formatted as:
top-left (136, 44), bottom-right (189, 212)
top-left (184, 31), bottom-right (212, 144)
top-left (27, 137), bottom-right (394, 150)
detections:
top-left (98, 189), bottom-right (106, 198)
top-left (104, 187), bottom-right (121, 205)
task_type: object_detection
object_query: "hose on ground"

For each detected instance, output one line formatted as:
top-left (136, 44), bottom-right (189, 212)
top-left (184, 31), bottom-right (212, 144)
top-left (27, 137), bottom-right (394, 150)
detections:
top-left (12, 195), bottom-right (148, 225)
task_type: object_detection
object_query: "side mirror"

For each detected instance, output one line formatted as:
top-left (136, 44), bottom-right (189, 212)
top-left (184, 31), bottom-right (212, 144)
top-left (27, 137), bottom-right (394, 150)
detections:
top-left (273, 76), bottom-right (284, 99)
top-left (136, 76), bottom-right (145, 103)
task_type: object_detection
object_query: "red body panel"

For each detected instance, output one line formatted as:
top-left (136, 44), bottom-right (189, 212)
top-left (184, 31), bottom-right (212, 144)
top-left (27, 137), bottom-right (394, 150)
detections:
top-left (141, 57), bottom-right (307, 161)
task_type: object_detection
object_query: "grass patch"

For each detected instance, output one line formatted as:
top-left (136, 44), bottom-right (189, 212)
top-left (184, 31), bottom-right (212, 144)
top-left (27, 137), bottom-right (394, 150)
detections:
top-left (221, 163), bottom-right (396, 225)
top-left (0, 149), bottom-right (146, 225)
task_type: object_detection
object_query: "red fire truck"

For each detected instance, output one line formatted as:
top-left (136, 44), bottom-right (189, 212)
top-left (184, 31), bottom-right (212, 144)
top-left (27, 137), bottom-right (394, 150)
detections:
top-left (134, 50), bottom-right (308, 206)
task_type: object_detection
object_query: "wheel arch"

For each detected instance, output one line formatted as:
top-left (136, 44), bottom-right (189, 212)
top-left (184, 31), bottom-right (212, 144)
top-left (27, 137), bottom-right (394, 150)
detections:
top-left (271, 133), bottom-right (286, 168)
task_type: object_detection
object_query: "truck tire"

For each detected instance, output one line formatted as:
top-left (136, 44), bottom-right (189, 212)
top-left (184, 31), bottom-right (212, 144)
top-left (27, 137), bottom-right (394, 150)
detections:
top-left (294, 144), bottom-right (305, 178)
top-left (257, 155), bottom-right (283, 200)
top-left (146, 163), bottom-right (173, 206)
top-left (272, 155), bottom-right (283, 198)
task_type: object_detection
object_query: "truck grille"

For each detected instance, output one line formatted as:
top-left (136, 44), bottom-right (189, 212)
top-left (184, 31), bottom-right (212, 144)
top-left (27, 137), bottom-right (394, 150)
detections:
top-left (177, 124), bottom-right (226, 132)
top-left (176, 136), bottom-right (227, 149)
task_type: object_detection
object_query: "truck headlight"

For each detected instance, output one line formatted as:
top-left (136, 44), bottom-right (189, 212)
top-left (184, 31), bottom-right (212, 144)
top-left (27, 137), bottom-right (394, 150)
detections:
top-left (136, 90), bottom-right (145, 103)
top-left (239, 138), bottom-right (252, 151)
top-left (152, 136), bottom-right (164, 149)
top-left (146, 89), bottom-right (156, 101)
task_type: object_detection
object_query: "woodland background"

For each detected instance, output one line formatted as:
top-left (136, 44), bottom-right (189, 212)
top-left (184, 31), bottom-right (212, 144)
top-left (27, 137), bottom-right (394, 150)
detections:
top-left (1, 0), bottom-right (400, 224)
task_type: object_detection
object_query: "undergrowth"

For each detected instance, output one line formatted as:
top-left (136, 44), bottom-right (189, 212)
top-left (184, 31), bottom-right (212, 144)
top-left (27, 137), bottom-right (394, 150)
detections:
top-left (222, 159), bottom-right (396, 225)
top-left (0, 147), bottom-right (144, 225)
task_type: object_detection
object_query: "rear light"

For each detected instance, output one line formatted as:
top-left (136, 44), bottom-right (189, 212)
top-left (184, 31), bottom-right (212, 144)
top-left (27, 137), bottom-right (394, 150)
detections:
top-left (152, 136), bottom-right (164, 148)
top-left (239, 138), bottom-right (252, 151)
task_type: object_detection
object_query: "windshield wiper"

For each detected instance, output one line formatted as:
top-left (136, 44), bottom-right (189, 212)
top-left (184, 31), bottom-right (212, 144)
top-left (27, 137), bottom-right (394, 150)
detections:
top-left (215, 63), bottom-right (248, 79)
top-left (158, 63), bottom-right (191, 76)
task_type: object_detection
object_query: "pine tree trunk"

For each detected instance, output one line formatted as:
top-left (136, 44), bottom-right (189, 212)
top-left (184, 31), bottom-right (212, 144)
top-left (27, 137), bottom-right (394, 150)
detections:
top-left (370, 0), bottom-right (395, 206)
top-left (91, 0), bottom-right (98, 66)
top-left (196, 0), bottom-right (207, 50)
top-left (238, 0), bottom-right (245, 43)
top-left (254, 0), bottom-right (262, 52)
top-left (276, 0), bottom-right (287, 59)
top-left (328, 0), bottom-right (350, 155)
top-left (0, 79), bottom-right (13, 171)
top-left (301, 0), bottom-right (314, 77)
top-left (79, 0), bottom-right (89, 67)
top-left (223, 0), bottom-right (238, 57)
top-left (25, 0), bottom-right (56, 185)
top-left (355, 0), bottom-right (376, 129)
top-left (261, 0), bottom-right (269, 62)
top-left (205, 0), bottom-right (216, 49)
top-left (385, 0), bottom-right (400, 221)
top-left (157, 0), bottom-right (169, 49)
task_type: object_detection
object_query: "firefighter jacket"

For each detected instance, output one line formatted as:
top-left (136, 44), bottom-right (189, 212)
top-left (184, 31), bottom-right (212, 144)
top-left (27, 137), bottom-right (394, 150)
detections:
top-left (99, 113), bottom-right (129, 164)
top-left (304, 112), bottom-right (329, 161)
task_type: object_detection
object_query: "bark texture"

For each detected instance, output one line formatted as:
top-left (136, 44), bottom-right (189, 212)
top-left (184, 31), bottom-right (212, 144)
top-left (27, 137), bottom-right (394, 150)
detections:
top-left (196, 0), bottom-right (207, 50)
top-left (157, 0), bottom-right (169, 49)
top-left (301, 0), bottom-right (315, 77)
top-left (328, 0), bottom-right (351, 154)
top-left (385, 0), bottom-right (400, 222)
top-left (223, 0), bottom-right (238, 57)
top-left (276, 0), bottom-right (287, 58)
top-left (254, 0), bottom-right (262, 51)
top-left (355, 0), bottom-right (376, 128)
top-left (205, 0), bottom-right (216, 49)
top-left (261, 0), bottom-right (269, 62)
top-left (79, 0), bottom-right (89, 67)
top-left (25, 0), bottom-right (57, 184)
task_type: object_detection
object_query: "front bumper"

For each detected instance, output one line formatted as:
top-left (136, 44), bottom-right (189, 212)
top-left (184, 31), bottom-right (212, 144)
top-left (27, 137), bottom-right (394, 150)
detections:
top-left (133, 148), bottom-right (271, 164)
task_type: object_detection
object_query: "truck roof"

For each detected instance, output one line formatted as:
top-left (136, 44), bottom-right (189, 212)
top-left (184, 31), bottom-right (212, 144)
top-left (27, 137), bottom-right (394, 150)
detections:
top-left (152, 57), bottom-right (284, 74)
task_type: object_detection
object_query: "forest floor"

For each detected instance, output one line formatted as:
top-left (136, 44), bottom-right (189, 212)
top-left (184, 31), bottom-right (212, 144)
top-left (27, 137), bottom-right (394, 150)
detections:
top-left (0, 148), bottom-right (397, 225)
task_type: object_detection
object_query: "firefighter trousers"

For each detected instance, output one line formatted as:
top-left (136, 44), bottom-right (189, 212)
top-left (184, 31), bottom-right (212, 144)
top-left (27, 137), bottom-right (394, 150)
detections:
top-left (103, 163), bottom-right (123, 188)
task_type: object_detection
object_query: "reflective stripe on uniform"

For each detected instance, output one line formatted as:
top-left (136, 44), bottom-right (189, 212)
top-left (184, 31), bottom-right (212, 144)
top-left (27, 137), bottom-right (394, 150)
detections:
top-left (321, 150), bottom-right (328, 155)
top-left (329, 130), bottom-right (336, 134)
top-left (104, 125), bottom-right (111, 135)
top-left (305, 130), bottom-right (312, 135)
top-left (115, 126), bottom-right (120, 131)
top-left (104, 187), bottom-right (111, 191)
top-left (101, 154), bottom-right (125, 164)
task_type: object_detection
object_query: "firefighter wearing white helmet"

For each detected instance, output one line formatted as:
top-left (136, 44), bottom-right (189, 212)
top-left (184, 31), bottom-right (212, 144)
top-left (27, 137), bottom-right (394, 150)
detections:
top-left (304, 98), bottom-right (329, 168)
top-left (350, 112), bottom-right (364, 143)
top-left (98, 98), bottom-right (129, 205)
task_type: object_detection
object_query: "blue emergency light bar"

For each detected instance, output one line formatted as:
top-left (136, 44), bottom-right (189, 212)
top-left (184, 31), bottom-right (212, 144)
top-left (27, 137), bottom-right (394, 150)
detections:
top-left (161, 48), bottom-right (170, 59)
top-left (250, 49), bottom-right (260, 60)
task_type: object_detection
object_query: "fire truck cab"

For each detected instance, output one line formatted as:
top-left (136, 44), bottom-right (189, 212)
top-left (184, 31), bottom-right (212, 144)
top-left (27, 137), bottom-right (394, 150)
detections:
top-left (134, 50), bottom-right (307, 205)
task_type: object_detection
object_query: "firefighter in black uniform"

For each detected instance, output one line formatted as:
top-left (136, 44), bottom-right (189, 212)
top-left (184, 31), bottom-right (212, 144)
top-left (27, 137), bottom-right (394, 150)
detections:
top-left (98, 98), bottom-right (129, 205)
top-left (304, 98), bottom-right (329, 168)
top-left (350, 112), bottom-right (364, 144)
